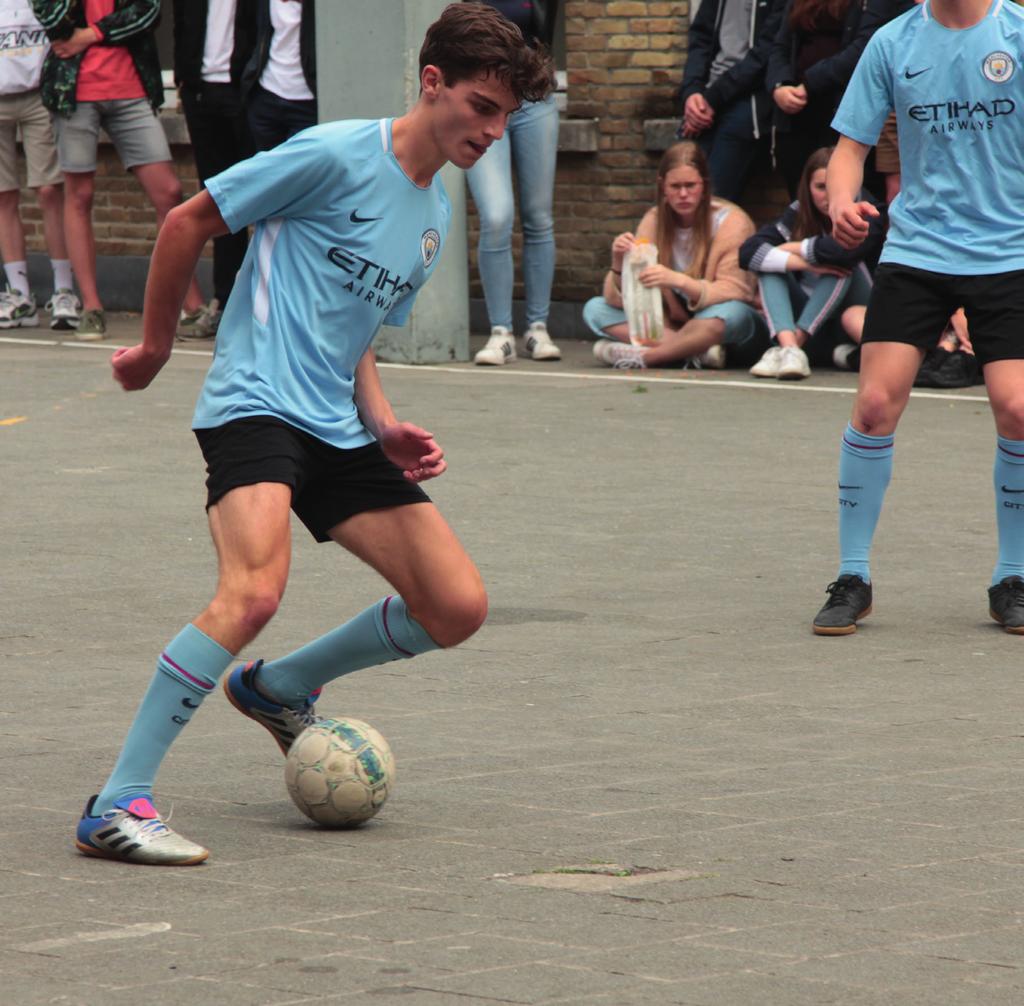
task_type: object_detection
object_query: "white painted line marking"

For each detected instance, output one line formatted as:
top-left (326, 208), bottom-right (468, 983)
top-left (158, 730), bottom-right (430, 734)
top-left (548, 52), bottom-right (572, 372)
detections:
top-left (0, 335), bottom-right (991, 404)
top-left (16, 921), bottom-right (171, 953)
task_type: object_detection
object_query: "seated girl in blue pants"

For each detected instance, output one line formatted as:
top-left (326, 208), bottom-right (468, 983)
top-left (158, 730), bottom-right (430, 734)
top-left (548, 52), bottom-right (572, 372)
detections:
top-left (583, 142), bottom-right (768, 371)
top-left (740, 146), bottom-right (884, 381)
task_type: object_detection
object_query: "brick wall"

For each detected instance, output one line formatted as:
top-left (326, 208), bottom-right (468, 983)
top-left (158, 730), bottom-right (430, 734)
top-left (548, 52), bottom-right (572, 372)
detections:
top-left (466, 0), bottom-right (788, 306)
top-left (16, 142), bottom-right (202, 259)
top-left (13, 8), bottom-right (785, 308)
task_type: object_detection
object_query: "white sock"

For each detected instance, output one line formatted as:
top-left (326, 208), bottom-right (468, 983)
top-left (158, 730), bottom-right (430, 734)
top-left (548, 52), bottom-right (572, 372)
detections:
top-left (51, 259), bottom-right (73, 292)
top-left (4, 261), bottom-right (29, 298)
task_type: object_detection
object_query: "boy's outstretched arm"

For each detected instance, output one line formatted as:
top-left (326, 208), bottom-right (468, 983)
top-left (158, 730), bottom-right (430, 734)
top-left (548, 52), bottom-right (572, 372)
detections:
top-left (112, 191), bottom-right (228, 391)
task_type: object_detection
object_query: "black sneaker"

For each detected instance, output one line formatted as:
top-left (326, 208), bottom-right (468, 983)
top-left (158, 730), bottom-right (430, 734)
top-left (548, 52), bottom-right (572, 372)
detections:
top-left (988, 576), bottom-right (1024, 634)
top-left (812, 574), bottom-right (873, 635)
top-left (930, 350), bottom-right (980, 389)
top-left (913, 347), bottom-right (950, 388)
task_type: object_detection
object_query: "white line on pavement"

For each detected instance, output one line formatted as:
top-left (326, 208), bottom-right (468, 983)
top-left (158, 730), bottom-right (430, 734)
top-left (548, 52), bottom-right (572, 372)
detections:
top-left (0, 335), bottom-right (991, 404)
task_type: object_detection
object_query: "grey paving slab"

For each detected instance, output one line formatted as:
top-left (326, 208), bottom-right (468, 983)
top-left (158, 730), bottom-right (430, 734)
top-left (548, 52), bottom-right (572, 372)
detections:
top-left (2, 325), bottom-right (1023, 1003)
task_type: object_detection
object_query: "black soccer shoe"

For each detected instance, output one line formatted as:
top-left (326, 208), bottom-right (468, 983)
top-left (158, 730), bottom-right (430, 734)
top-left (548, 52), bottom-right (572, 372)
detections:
top-left (812, 574), bottom-right (873, 636)
top-left (988, 576), bottom-right (1024, 634)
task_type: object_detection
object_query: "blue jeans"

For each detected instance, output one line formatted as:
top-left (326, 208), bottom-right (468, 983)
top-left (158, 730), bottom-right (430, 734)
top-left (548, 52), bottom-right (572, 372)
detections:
top-left (758, 265), bottom-right (872, 341)
top-left (582, 296), bottom-right (769, 364)
top-left (466, 93), bottom-right (559, 329)
top-left (695, 99), bottom-right (763, 204)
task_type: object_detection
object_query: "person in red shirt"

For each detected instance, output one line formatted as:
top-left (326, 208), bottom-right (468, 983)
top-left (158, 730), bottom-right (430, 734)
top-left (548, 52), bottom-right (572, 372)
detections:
top-left (34, 0), bottom-right (207, 339)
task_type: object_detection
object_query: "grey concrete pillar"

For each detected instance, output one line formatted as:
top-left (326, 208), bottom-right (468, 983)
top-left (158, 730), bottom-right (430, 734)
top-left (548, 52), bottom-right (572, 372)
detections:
top-left (316, 1), bottom-right (470, 363)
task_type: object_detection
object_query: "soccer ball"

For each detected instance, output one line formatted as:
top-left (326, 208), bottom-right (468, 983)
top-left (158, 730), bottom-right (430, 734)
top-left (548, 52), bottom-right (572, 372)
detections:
top-left (284, 718), bottom-right (395, 828)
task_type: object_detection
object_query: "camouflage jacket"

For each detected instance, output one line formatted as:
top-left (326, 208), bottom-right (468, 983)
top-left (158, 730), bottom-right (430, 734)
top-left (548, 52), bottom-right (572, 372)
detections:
top-left (31, 0), bottom-right (163, 118)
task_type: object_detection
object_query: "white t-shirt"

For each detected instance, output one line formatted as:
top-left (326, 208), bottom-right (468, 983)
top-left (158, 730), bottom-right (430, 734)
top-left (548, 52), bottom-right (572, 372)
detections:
top-left (201, 0), bottom-right (237, 83)
top-left (259, 0), bottom-right (315, 101)
top-left (0, 0), bottom-right (49, 95)
top-left (671, 204), bottom-right (730, 272)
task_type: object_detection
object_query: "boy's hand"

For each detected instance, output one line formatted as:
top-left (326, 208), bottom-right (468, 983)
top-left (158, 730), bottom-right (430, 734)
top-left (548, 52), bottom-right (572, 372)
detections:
top-left (111, 344), bottom-right (170, 391)
top-left (830, 200), bottom-right (879, 249)
top-left (379, 422), bottom-right (446, 482)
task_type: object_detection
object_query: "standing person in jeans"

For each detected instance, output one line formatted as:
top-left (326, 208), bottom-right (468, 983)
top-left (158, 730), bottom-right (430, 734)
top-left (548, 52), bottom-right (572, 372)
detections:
top-left (469, 0), bottom-right (561, 366)
top-left (677, 0), bottom-right (786, 203)
top-left (241, 0), bottom-right (316, 152)
top-left (32, 0), bottom-right (207, 340)
top-left (173, 0), bottom-right (255, 340)
top-left (0, 0), bottom-right (79, 331)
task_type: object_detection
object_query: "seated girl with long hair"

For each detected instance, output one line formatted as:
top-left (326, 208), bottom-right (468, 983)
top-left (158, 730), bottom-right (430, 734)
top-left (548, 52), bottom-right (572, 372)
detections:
top-left (740, 145), bottom-right (883, 380)
top-left (584, 142), bottom-right (768, 370)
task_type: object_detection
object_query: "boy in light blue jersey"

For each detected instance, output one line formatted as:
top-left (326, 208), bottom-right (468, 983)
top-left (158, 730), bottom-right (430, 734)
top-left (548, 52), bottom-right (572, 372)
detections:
top-left (74, 3), bottom-right (553, 866)
top-left (813, 0), bottom-right (1024, 635)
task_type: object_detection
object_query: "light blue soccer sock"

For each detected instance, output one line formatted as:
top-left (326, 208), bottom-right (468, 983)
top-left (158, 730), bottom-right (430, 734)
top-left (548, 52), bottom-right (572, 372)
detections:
top-left (837, 422), bottom-right (894, 582)
top-left (992, 436), bottom-right (1024, 584)
top-left (95, 624), bottom-right (233, 813)
top-left (255, 596), bottom-right (440, 708)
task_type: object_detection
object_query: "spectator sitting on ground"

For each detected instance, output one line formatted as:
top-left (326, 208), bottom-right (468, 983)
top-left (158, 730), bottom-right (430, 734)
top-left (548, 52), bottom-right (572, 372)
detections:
top-left (766, 0), bottom-right (892, 197)
top-left (839, 304), bottom-right (981, 388)
top-left (241, 0), bottom-right (316, 152)
top-left (741, 145), bottom-right (882, 380)
top-left (585, 141), bottom-right (768, 371)
top-left (0, 0), bottom-right (79, 332)
top-left (677, 0), bottom-right (787, 203)
top-left (33, 0), bottom-right (207, 341)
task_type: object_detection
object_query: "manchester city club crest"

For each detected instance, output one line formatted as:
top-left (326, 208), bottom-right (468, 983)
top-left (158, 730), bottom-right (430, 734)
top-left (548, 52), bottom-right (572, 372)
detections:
top-left (983, 51), bottom-right (1014, 83)
top-left (420, 229), bottom-right (440, 268)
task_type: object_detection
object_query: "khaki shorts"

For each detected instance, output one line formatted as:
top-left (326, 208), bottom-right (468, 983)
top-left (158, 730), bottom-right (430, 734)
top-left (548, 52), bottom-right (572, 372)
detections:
top-left (53, 97), bottom-right (170, 173)
top-left (0, 89), bottom-right (61, 191)
top-left (874, 113), bottom-right (900, 175)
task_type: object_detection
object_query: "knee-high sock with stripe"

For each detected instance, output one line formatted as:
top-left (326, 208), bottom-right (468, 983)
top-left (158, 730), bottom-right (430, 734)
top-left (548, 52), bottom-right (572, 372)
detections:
top-left (95, 624), bottom-right (233, 814)
top-left (837, 423), bottom-right (894, 582)
top-left (255, 596), bottom-right (440, 708)
top-left (993, 436), bottom-right (1024, 584)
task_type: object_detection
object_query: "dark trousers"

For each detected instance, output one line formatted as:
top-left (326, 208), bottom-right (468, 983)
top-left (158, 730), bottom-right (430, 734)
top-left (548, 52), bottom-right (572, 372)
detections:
top-left (774, 102), bottom-right (838, 199)
top-left (696, 99), bottom-right (767, 204)
top-left (246, 83), bottom-right (317, 152)
top-left (180, 82), bottom-right (252, 305)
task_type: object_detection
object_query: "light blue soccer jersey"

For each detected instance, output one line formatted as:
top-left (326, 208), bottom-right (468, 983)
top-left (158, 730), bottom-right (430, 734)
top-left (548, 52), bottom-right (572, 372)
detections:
top-left (194, 119), bottom-right (451, 447)
top-left (832, 0), bottom-right (1024, 274)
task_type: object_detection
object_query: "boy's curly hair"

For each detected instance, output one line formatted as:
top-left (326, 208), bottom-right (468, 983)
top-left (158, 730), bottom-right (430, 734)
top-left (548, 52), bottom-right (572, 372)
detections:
top-left (420, 3), bottom-right (555, 105)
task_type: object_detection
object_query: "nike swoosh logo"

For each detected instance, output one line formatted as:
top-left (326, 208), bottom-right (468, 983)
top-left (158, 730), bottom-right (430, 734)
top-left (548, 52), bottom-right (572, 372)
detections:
top-left (350, 210), bottom-right (382, 223)
top-left (1001, 485), bottom-right (1024, 493)
top-left (904, 67), bottom-right (930, 79)
top-left (182, 697), bottom-right (200, 708)
top-left (838, 484), bottom-right (863, 490)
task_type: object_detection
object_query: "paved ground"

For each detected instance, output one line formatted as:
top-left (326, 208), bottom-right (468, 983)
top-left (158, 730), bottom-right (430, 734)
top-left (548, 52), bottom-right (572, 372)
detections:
top-left (2, 319), bottom-right (1022, 1005)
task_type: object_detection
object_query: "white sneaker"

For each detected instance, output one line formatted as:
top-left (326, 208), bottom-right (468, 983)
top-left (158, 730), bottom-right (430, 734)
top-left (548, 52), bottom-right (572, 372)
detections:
top-left (46, 288), bottom-right (81, 330)
top-left (474, 326), bottom-right (516, 366)
top-left (749, 345), bottom-right (783, 378)
top-left (522, 321), bottom-right (561, 361)
top-left (592, 339), bottom-right (647, 369)
top-left (832, 342), bottom-right (859, 371)
top-left (777, 345), bottom-right (811, 380)
top-left (0, 289), bottom-right (38, 329)
top-left (697, 344), bottom-right (726, 369)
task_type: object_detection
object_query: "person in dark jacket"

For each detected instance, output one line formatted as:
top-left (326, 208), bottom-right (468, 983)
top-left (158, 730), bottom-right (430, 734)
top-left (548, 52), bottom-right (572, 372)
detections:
top-left (741, 145), bottom-right (883, 379)
top-left (241, 0), bottom-right (316, 151)
top-left (173, 0), bottom-right (256, 338)
top-left (677, 0), bottom-right (787, 202)
top-left (766, 0), bottom-right (893, 196)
